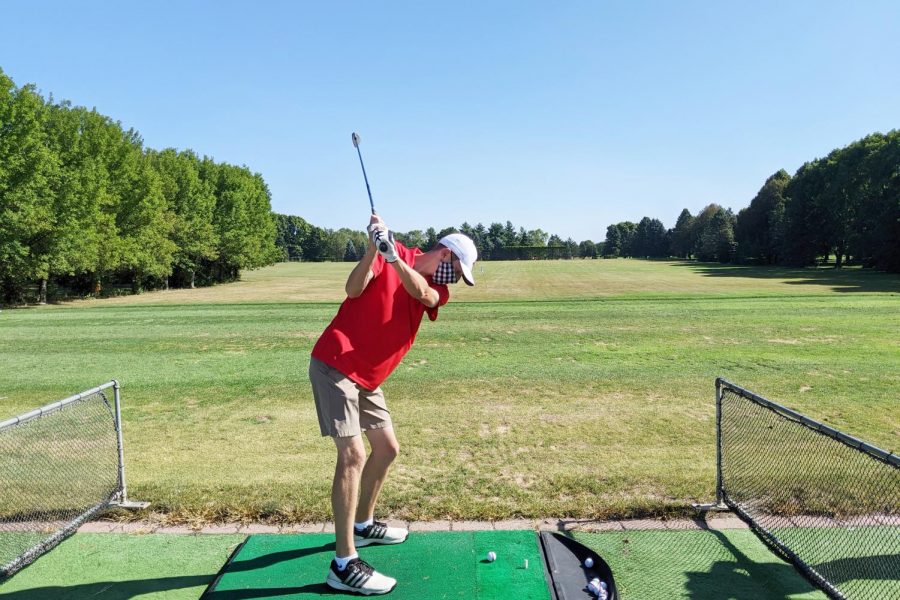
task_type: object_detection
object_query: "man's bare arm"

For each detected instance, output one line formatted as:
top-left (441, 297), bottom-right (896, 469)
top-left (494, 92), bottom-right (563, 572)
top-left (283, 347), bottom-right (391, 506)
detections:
top-left (345, 245), bottom-right (378, 298)
top-left (390, 259), bottom-right (440, 308)
top-left (345, 214), bottom-right (386, 298)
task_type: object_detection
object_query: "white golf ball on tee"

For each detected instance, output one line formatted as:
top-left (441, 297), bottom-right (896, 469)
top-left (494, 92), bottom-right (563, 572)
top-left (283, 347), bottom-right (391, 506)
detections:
top-left (486, 551), bottom-right (497, 562)
top-left (584, 557), bottom-right (594, 568)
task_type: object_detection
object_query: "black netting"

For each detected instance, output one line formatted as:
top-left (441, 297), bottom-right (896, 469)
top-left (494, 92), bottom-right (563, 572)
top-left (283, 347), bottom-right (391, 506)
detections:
top-left (719, 382), bottom-right (900, 600)
top-left (0, 389), bottom-right (121, 579)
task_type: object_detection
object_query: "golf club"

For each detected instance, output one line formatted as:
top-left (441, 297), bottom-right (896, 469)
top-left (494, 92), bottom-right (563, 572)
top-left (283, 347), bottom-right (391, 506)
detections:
top-left (351, 132), bottom-right (376, 215)
top-left (351, 132), bottom-right (390, 253)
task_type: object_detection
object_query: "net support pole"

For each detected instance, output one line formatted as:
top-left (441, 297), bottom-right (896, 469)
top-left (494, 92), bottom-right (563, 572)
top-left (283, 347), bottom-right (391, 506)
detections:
top-left (715, 377), bottom-right (723, 507)
top-left (114, 380), bottom-right (127, 500)
top-left (692, 377), bottom-right (729, 512)
top-left (109, 380), bottom-right (149, 509)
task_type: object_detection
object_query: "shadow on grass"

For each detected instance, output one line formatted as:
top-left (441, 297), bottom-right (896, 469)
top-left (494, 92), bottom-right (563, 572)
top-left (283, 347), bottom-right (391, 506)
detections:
top-left (0, 541), bottom-right (336, 600)
top-left (0, 575), bottom-right (211, 600)
top-left (0, 577), bottom-right (333, 600)
top-left (671, 261), bottom-right (900, 294)
top-left (221, 540), bottom-right (332, 574)
top-left (685, 523), bottom-right (899, 599)
top-left (203, 583), bottom-right (344, 598)
top-left (684, 527), bottom-right (823, 600)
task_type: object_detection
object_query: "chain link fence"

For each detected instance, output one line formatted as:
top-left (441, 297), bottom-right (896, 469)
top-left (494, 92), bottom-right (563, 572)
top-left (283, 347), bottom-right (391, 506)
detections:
top-left (0, 383), bottom-right (123, 579)
top-left (717, 378), bottom-right (899, 600)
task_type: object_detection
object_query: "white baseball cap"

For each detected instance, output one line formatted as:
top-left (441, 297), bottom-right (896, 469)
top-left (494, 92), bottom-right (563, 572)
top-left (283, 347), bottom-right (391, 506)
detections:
top-left (438, 233), bottom-right (478, 286)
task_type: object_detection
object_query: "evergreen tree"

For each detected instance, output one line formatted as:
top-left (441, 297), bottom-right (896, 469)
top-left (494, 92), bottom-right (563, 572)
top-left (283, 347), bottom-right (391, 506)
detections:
top-left (502, 221), bottom-right (517, 247)
top-left (603, 224), bottom-right (622, 257)
top-left (670, 209), bottom-right (695, 259)
top-left (343, 239), bottom-right (358, 261)
top-left (424, 227), bottom-right (438, 249)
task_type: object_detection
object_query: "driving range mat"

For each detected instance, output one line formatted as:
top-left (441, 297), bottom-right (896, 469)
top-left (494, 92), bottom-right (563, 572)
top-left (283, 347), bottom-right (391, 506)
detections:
top-left (203, 530), bottom-right (552, 599)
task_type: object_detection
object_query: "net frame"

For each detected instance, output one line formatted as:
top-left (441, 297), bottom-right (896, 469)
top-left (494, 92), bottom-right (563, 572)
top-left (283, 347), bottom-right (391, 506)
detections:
top-left (713, 377), bottom-right (899, 600)
top-left (0, 380), bottom-right (141, 579)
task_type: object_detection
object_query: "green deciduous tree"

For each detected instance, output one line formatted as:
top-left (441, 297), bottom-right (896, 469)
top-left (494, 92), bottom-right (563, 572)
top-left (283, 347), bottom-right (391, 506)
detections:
top-left (578, 240), bottom-right (597, 258)
top-left (151, 148), bottom-right (218, 288)
top-left (734, 169), bottom-right (790, 264)
top-left (782, 160), bottom-right (828, 266)
top-left (632, 217), bottom-right (668, 258)
top-left (0, 72), bottom-right (57, 303)
top-left (109, 129), bottom-right (176, 292)
top-left (603, 224), bottom-right (622, 257)
top-left (853, 131), bottom-right (900, 271)
top-left (694, 204), bottom-right (735, 262)
top-left (274, 213), bottom-right (312, 261)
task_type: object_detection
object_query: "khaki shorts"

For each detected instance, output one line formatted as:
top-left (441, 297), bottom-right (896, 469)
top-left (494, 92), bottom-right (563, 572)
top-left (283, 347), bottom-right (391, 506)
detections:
top-left (309, 357), bottom-right (392, 437)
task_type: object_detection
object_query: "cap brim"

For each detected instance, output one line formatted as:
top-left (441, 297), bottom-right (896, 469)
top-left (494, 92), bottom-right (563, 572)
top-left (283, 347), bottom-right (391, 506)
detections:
top-left (460, 262), bottom-right (475, 286)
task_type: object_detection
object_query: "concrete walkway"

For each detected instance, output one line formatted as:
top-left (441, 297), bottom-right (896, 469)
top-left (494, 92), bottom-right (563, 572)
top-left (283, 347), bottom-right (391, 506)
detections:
top-left (78, 514), bottom-right (749, 535)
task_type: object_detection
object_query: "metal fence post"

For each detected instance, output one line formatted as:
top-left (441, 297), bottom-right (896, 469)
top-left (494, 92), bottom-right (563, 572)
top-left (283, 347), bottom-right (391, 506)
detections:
top-left (110, 380), bottom-right (148, 509)
top-left (715, 377), bottom-right (723, 506)
top-left (114, 380), bottom-right (127, 502)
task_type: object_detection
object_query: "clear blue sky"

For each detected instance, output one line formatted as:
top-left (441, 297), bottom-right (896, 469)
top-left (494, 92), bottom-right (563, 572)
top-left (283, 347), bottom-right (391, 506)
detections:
top-left (2, 1), bottom-right (898, 241)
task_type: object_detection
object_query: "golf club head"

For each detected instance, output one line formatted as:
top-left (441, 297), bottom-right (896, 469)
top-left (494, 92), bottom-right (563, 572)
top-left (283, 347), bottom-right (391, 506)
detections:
top-left (351, 131), bottom-right (376, 214)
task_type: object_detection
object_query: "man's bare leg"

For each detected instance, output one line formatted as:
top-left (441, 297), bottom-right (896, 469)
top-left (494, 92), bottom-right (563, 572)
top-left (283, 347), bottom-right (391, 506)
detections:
top-left (332, 434), bottom-right (367, 557)
top-left (356, 426), bottom-right (400, 523)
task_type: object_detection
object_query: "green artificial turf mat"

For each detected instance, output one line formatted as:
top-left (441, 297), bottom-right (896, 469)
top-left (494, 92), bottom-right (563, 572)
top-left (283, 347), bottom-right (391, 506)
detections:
top-left (0, 533), bottom-right (244, 600)
top-left (206, 530), bottom-right (550, 599)
top-left (570, 529), bottom-right (829, 599)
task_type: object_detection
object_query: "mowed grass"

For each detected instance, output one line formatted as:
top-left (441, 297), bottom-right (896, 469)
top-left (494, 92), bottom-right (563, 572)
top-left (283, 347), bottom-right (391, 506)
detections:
top-left (0, 260), bottom-right (897, 523)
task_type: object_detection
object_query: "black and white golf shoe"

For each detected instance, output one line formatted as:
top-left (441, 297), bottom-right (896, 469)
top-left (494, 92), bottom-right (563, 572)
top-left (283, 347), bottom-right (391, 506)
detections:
top-left (354, 520), bottom-right (409, 547)
top-left (326, 558), bottom-right (397, 595)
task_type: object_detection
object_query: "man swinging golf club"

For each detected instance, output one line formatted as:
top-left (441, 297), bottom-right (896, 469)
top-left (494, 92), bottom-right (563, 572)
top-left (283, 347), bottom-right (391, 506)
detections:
top-left (310, 134), bottom-right (478, 595)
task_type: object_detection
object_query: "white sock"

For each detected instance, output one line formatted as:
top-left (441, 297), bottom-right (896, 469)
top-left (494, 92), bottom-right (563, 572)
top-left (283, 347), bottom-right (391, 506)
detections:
top-left (354, 518), bottom-right (374, 531)
top-left (334, 553), bottom-right (358, 571)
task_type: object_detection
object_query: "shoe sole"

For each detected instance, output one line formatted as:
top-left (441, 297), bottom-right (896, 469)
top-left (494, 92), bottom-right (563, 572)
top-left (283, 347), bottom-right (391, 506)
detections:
top-left (326, 577), bottom-right (397, 595)
top-left (354, 533), bottom-right (408, 548)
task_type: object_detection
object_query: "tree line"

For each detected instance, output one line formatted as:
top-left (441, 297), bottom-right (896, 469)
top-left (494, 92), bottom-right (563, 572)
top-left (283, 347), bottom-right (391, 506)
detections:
top-left (4, 65), bottom-right (896, 306)
top-left (603, 131), bottom-right (899, 272)
top-left (0, 68), bottom-right (279, 303)
top-left (274, 214), bottom-right (601, 262)
top-left (276, 131), bottom-right (898, 272)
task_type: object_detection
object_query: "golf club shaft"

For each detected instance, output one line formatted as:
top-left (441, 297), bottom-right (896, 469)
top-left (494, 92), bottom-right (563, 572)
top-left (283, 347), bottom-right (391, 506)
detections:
top-left (354, 145), bottom-right (376, 215)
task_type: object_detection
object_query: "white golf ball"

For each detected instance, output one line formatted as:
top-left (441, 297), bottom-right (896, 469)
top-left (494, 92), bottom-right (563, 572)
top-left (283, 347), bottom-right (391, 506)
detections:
top-left (584, 557), bottom-right (594, 568)
top-left (486, 551), bottom-right (497, 562)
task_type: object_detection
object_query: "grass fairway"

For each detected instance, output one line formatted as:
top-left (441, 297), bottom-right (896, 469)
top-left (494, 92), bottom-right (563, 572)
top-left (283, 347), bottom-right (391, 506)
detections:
top-left (0, 260), bottom-right (897, 522)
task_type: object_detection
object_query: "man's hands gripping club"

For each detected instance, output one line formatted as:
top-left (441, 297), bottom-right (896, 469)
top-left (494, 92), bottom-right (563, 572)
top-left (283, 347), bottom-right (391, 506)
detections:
top-left (367, 215), bottom-right (399, 263)
top-left (352, 214), bottom-right (439, 308)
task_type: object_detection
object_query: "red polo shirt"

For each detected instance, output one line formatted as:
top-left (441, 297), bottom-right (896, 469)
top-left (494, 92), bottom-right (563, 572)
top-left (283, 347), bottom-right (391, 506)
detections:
top-left (311, 242), bottom-right (450, 390)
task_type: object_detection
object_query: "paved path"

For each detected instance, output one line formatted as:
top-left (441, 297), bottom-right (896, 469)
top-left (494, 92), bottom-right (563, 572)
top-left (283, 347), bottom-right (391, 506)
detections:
top-left (78, 514), bottom-right (749, 534)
